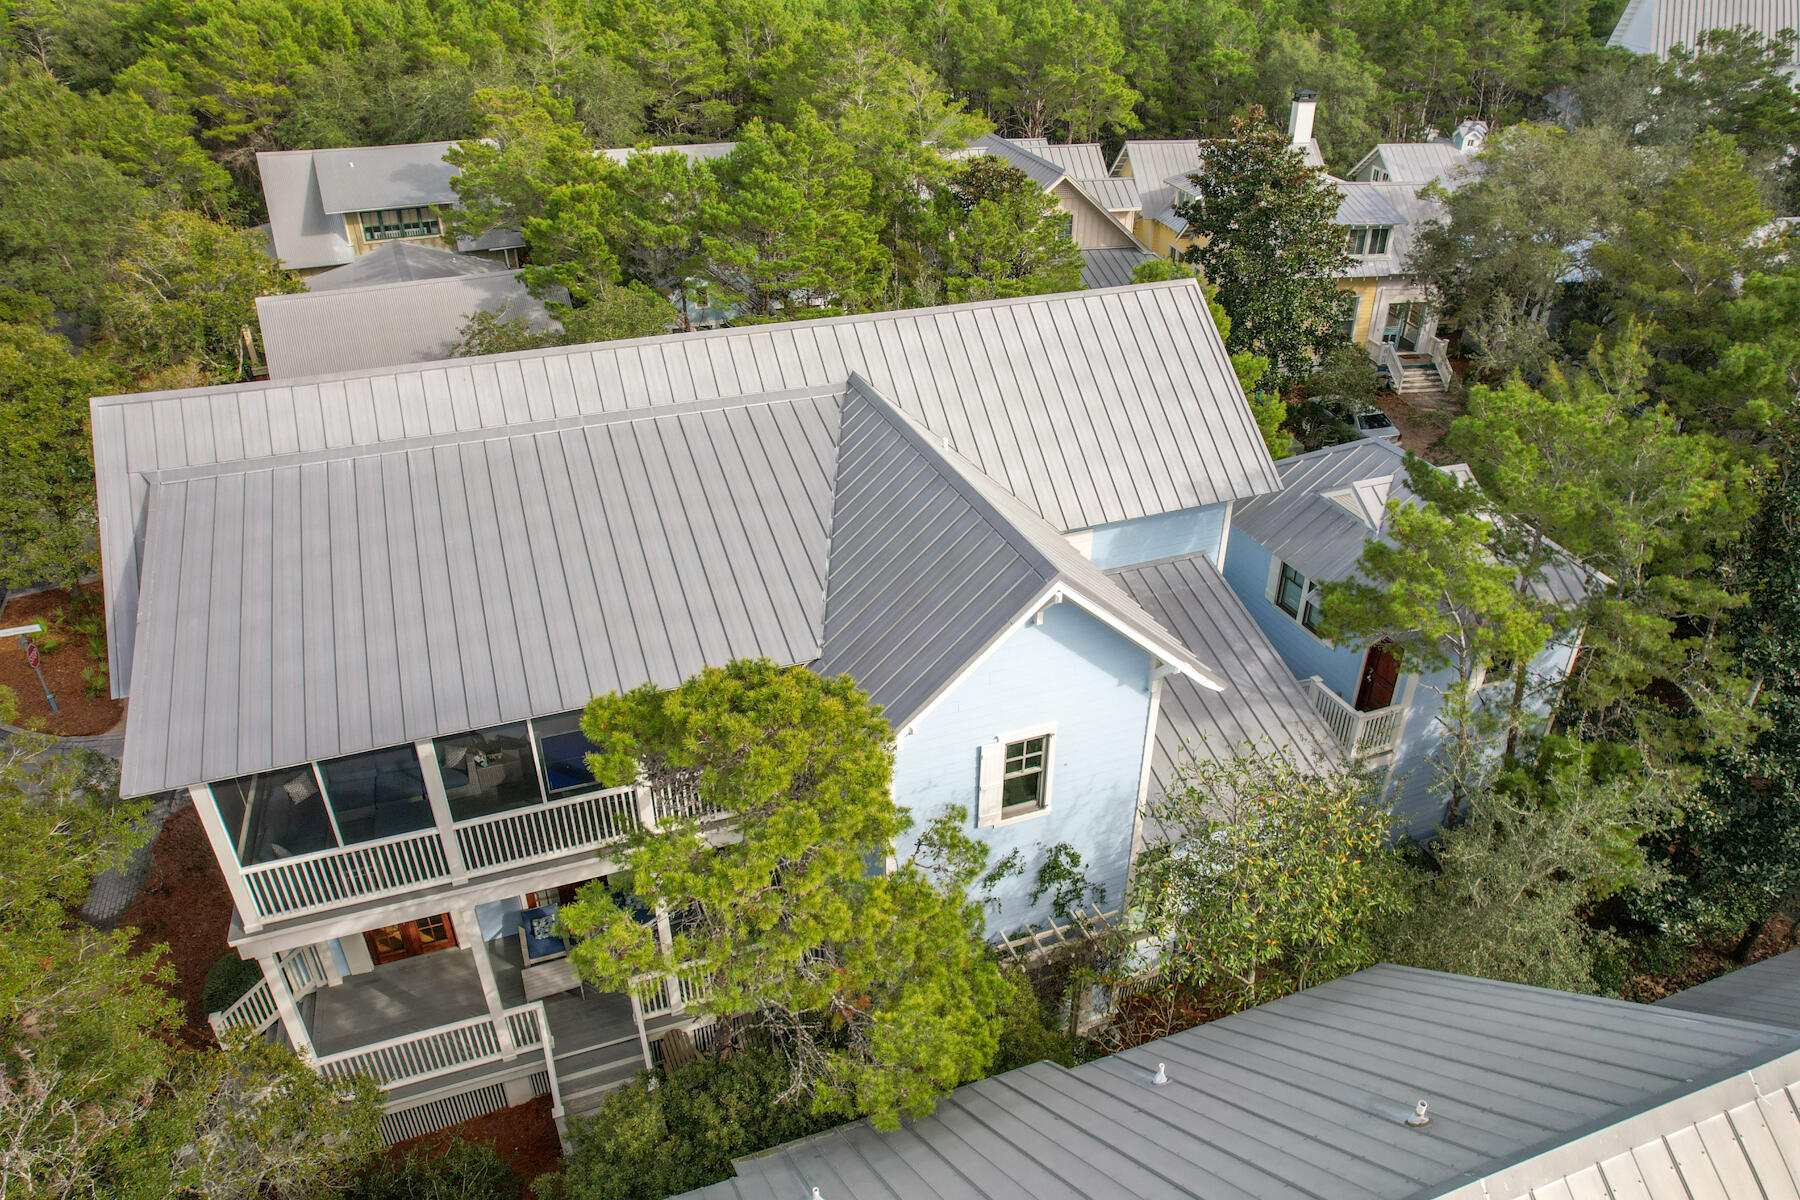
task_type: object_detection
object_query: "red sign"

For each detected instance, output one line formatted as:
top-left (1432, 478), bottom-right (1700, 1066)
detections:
top-left (24, 642), bottom-right (38, 670)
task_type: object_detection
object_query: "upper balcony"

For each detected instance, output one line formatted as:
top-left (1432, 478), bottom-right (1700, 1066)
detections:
top-left (195, 712), bottom-right (725, 931)
top-left (1299, 675), bottom-right (1405, 763)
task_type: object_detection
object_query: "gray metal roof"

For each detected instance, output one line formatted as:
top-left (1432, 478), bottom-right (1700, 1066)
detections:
top-left (1078, 247), bottom-right (1156, 289)
top-left (1658, 947), bottom-right (1800, 1031)
top-left (1071, 176), bottom-right (1143, 213)
top-left (1348, 141), bottom-right (1476, 187)
top-left (1233, 440), bottom-right (1600, 608)
top-left (256, 272), bottom-right (557, 380)
top-left (1609, 0), bottom-right (1800, 63)
top-left (818, 379), bottom-right (1223, 728)
top-left (256, 150), bottom-right (356, 271)
top-left (311, 142), bottom-right (461, 215)
top-left (678, 964), bottom-right (1800, 1200)
top-left (969, 133), bottom-right (1068, 190)
top-left (95, 282), bottom-right (1281, 704)
top-left (1108, 553), bottom-right (1339, 791)
top-left (1010, 138), bottom-right (1111, 180)
top-left (599, 141), bottom-right (737, 164)
top-left (1114, 140), bottom-right (1202, 221)
top-left (1336, 180), bottom-right (1413, 227)
top-left (120, 387), bottom-right (842, 794)
top-left (306, 242), bottom-right (504, 291)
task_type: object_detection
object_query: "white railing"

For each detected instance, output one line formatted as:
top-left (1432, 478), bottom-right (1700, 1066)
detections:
top-left (279, 943), bottom-right (333, 997)
top-left (1301, 676), bottom-right (1405, 760)
top-left (651, 780), bottom-right (725, 825)
top-left (1369, 338), bottom-right (1405, 387)
top-left (209, 977), bottom-right (278, 1037)
top-left (632, 961), bottom-right (709, 1021)
top-left (241, 827), bottom-right (451, 921)
top-left (455, 785), bottom-right (640, 874)
top-left (1423, 332), bottom-right (1452, 384)
top-left (313, 1002), bottom-right (550, 1092)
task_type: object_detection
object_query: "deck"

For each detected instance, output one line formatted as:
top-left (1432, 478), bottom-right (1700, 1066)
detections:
top-left (303, 934), bottom-right (639, 1059)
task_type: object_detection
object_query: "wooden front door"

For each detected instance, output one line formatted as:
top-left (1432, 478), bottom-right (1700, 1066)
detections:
top-left (1355, 641), bottom-right (1400, 712)
top-left (364, 913), bottom-right (458, 965)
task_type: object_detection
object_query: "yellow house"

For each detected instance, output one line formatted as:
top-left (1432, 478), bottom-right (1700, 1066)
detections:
top-left (969, 134), bottom-right (1157, 287)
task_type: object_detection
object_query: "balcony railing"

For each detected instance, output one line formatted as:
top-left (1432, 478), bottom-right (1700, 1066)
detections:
top-left (1301, 676), bottom-right (1405, 760)
top-left (313, 1002), bottom-right (549, 1091)
top-left (631, 962), bottom-right (711, 1021)
top-left (241, 827), bottom-right (451, 921)
top-left (210, 977), bottom-right (278, 1037)
top-left (456, 785), bottom-right (640, 874)
top-left (651, 780), bottom-right (726, 825)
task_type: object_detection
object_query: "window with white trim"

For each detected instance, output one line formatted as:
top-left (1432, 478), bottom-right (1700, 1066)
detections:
top-left (976, 724), bottom-right (1056, 826)
top-left (1274, 560), bottom-right (1323, 634)
top-left (359, 207), bottom-right (442, 241)
top-left (1344, 225), bottom-right (1391, 255)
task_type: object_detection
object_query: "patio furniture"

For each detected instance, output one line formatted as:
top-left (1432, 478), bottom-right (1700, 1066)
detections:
top-left (518, 905), bottom-right (569, 966)
top-left (521, 958), bottom-right (581, 1002)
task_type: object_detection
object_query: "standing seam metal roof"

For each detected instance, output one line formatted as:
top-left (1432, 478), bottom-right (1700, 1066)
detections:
top-left (678, 964), bottom-right (1800, 1200)
top-left (95, 282), bottom-right (1281, 702)
top-left (1079, 247), bottom-right (1157, 289)
top-left (1657, 946), bottom-right (1800, 1031)
top-left (1108, 553), bottom-right (1340, 790)
top-left (1608, 0), bottom-right (1800, 62)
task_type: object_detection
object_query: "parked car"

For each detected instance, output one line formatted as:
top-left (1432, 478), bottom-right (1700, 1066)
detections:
top-left (1352, 407), bottom-right (1400, 442)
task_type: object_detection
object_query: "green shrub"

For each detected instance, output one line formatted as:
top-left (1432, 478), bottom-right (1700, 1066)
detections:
top-left (345, 1139), bottom-right (524, 1200)
top-left (989, 964), bottom-right (1082, 1074)
top-left (544, 1049), bottom-right (837, 1200)
top-left (200, 952), bottom-right (264, 1014)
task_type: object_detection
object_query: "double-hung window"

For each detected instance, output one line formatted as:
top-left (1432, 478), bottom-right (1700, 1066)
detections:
top-left (1275, 561), bottom-right (1323, 633)
top-left (1344, 226), bottom-right (1391, 256)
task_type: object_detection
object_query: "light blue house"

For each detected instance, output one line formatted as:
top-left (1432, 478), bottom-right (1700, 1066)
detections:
top-left (1223, 438), bottom-right (1586, 836)
top-left (91, 281), bottom-right (1337, 1134)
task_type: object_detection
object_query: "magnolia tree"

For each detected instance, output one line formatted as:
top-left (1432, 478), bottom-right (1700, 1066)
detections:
top-left (1131, 749), bottom-right (1405, 1012)
top-left (558, 660), bottom-right (1007, 1129)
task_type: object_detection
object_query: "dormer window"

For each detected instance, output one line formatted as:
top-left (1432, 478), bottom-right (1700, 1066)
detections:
top-left (360, 207), bottom-right (441, 242)
top-left (1369, 167), bottom-right (1390, 182)
top-left (1345, 226), bottom-right (1391, 256)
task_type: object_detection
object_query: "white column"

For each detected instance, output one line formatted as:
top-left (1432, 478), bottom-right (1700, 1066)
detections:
top-left (189, 785), bottom-right (267, 933)
top-left (416, 739), bottom-right (468, 884)
top-left (633, 783), bottom-right (658, 832)
top-left (1124, 670), bottom-right (1169, 898)
top-left (257, 954), bottom-right (315, 1058)
top-left (451, 906), bottom-right (516, 1056)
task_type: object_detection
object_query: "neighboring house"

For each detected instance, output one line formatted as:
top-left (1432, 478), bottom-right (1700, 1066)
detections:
top-left (673, 961), bottom-right (1800, 1199)
top-left (1608, 0), bottom-right (1800, 77)
top-left (598, 141), bottom-right (737, 165)
top-left (967, 134), bottom-right (1157, 288)
top-left (1223, 438), bottom-right (1588, 836)
top-left (90, 281), bottom-right (1335, 1138)
top-left (256, 141), bottom-right (527, 274)
top-left (255, 242), bottom-right (560, 379)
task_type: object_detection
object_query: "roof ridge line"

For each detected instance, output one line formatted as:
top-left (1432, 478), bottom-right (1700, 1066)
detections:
top-left (841, 374), bottom-right (1061, 586)
top-left (139, 383), bottom-right (850, 486)
top-left (90, 281), bottom-right (1205, 408)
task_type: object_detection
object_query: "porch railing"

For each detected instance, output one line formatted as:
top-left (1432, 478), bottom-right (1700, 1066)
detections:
top-left (313, 1002), bottom-right (551, 1092)
top-left (651, 780), bottom-right (726, 825)
top-left (209, 977), bottom-right (278, 1038)
top-left (1301, 676), bottom-right (1405, 760)
top-left (1369, 338), bottom-right (1405, 387)
top-left (240, 827), bottom-right (451, 921)
top-left (632, 962), bottom-right (710, 1021)
top-left (455, 785), bottom-right (641, 874)
top-left (1422, 332), bottom-right (1452, 384)
top-left (279, 943), bottom-right (334, 997)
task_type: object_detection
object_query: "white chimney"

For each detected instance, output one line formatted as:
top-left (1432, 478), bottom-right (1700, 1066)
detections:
top-left (1449, 117), bottom-right (1487, 153)
top-left (1288, 88), bottom-right (1318, 146)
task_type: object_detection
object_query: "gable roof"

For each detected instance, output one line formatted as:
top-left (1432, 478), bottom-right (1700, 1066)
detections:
top-left (678, 964), bottom-right (1800, 1200)
top-left (1109, 553), bottom-right (1339, 789)
top-left (255, 272), bottom-right (557, 380)
top-left (819, 379), bottom-right (1222, 731)
top-left (1117, 138), bottom-right (1328, 234)
top-left (1071, 176), bottom-right (1142, 213)
top-left (95, 282), bottom-right (1278, 707)
top-left (1010, 137), bottom-right (1111, 179)
top-left (310, 142), bottom-right (461, 215)
top-left (1608, 0), bottom-right (1800, 64)
top-left (255, 144), bottom-right (527, 270)
top-left (1658, 947), bottom-right (1800, 1031)
top-left (1347, 140), bottom-right (1479, 187)
top-left (1232, 439), bottom-right (1598, 606)
top-left (969, 132), bottom-right (1067, 189)
top-left (1079, 247), bottom-right (1157, 289)
top-left (306, 242), bottom-right (505, 291)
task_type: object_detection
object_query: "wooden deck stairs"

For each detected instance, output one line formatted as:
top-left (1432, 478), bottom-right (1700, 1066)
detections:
top-left (1393, 353), bottom-right (1451, 409)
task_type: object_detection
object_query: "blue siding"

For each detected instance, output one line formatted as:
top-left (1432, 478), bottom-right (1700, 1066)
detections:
top-left (1221, 528), bottom-right (1364, 700)
top-left (892, 602), bottom-right (1154, 935)
top-left (1087, 501), bottom-right (1230, 571)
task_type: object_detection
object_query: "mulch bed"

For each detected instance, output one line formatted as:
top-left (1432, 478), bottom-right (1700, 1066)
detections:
top-left (386, 1096), bottom-right (565, 1188)
top-left (117, 805), bottom-right (236, 1047)
top-left (1611, 914), bottom-right (1800, 1004)
top-left (0, 585), bottom-right (125, 736)
top-left (1376, 391), bottom-right (1459, 462)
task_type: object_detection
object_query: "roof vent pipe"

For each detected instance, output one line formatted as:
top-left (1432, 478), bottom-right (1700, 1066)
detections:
top-left (1152, 1063), bottom-right (1168, 1086)
top-left (1405, 1100), bottom-right (1430, 1127)
top-left (1288, 89), bottom-right (1318, 146)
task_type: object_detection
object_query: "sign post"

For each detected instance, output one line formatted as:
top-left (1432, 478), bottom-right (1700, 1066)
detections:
top-left (0, 622), bottom-right (56, 714)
